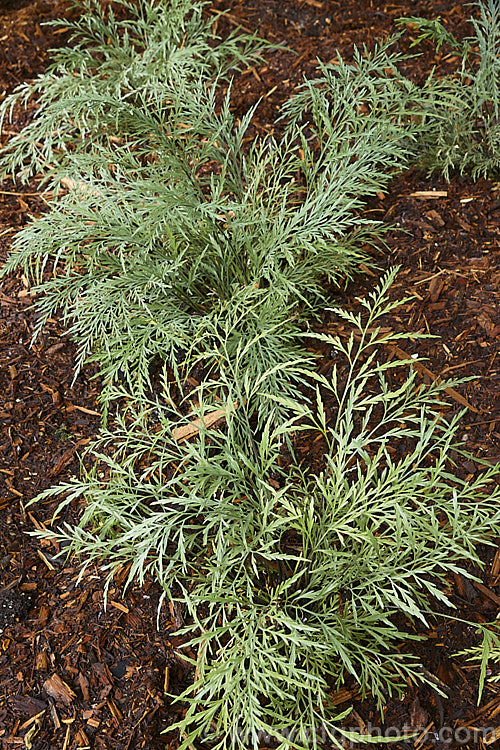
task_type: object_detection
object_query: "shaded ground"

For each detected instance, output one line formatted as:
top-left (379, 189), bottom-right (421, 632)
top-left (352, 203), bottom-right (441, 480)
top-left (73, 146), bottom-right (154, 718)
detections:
top-left (0, 0), bottom-right (499, 748)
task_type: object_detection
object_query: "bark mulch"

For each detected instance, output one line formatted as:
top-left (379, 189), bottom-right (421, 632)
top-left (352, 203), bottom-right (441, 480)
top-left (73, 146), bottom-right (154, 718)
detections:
top-left (0, 1), bottom-right (499, 748)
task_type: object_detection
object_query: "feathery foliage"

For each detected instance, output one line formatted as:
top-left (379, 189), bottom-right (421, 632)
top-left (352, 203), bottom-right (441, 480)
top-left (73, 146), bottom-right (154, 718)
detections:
top-left (1, 1), bottom-right (498, 406)
top-left (0, 0), bottom-right (268, 182)
top-left (0, 7), bottom-right (460, 408)
top-left (1, 1), bottom-right (500, 745)
top-left (456, 624), bottom-right (500, 704)
top-left (399, 0), bottom-right (500, 177)
top-left (34, 271), bottom-right (500, 749)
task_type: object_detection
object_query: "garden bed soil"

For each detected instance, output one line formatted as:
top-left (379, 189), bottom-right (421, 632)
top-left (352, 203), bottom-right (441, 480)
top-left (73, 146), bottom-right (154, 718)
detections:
top-left (0, 1), bottom-right (499, 748)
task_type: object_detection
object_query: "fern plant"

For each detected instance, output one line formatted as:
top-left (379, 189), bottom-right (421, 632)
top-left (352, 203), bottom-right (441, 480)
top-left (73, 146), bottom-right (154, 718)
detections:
top-left (33, 271), bottom-right (500, 749)
top-left (0, 0), bottom-right (269, 182)
top-left (0, 5), bottom-right (457, 410)
top-left (398, 0), bottom-right (500, 178)
top-left (456, 623), bottom-right (500, 704)
top-left (0, 4), bottom-right (498, 411)
top-left (2, 2), bottom-right (500, 745)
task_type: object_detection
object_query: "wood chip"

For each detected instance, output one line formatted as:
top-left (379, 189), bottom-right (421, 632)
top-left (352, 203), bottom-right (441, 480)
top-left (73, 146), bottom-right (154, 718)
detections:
top-left (35, 650), bottom-right (49, 671)
top-left (414, 722), bottom-right (436, 749)
top-left (485, 726), bottom-right (500, 745)
top-left (9, 695), bottom-right (46, 717)
top-left (429, 277), bottom-right (445, 302)
top-left (172, 403), bottom-right (237, 442)
top-left (107, 697), bottom-right (124, 722)
top-left (42, 674), bottom-right (77, 706)
top-left (37, 549), bottom-right (56, 571)
top-left (472, 581), bottom-right (500, 608)
top-left (49, 445), bottom-right (79, 477)
top-left (62, 724), bottom-right (71, 750)
top-left (359, 262), bottom-right (377, 277)
top-left (490, 545), bottom-right (500, 579)
top-left (426, 209), bottom-right (445, 227)
top-left (168, 600), bottom-right (185, 629)
top-left (77, 672), bottom-right (90, 702)
top-left (409, 191), bottom-right (448, 199)
top-left (65, 403), bottom-right (101, 416)
top-left (0, 290), bottom-right (17, 304)
top-left (45, 342), bottom-right (66, 356)
top-left (477, 311), bottom-right (495, 334)
top-left (327, 687), bottom-right (359, 707)
top-left (74, 728), bottom-right (90, 747)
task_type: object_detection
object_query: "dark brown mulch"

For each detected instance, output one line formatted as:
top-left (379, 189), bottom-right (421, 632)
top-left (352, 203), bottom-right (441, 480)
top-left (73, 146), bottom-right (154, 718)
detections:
top-left (0, 1), bottom-right (499, 748)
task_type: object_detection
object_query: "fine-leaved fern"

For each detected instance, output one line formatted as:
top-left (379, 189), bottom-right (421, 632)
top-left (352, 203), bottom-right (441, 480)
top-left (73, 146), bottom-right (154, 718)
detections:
top-left (399, 0), bottom-right (500, 177)
top-left (1, 1), bottom-right (500, 746)
top-left (0, 0), bottom-right (458, 410)
top-left (33, 271), bottom-right (500, 749)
